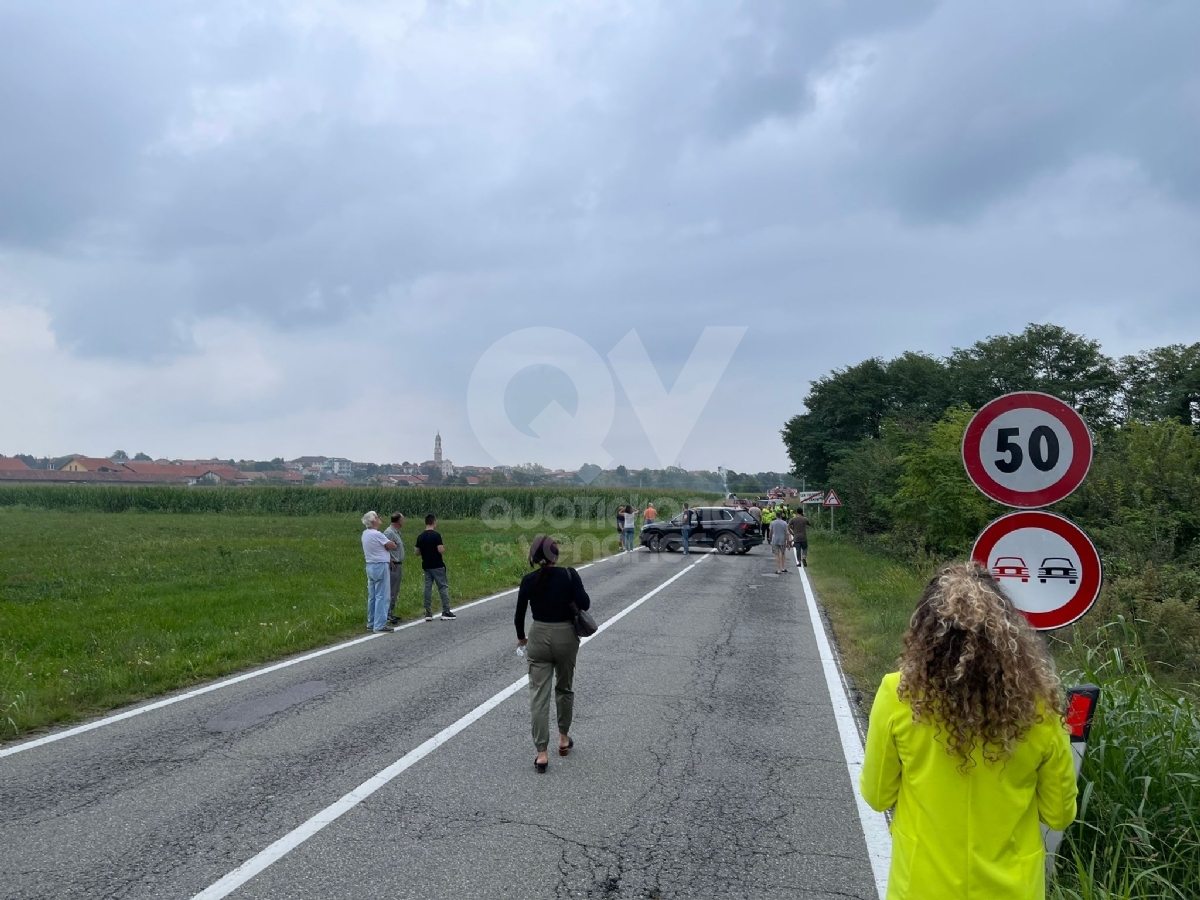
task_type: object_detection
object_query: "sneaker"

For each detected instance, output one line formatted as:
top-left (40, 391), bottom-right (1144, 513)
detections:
top-left (387, 617), bottom-right (401, 626)
top-left (374, 626), bottom-right (395, 633)
top-left (425, 615), bottom-right (435, 622)
top-left (440, 611), bottom-right (457, 620)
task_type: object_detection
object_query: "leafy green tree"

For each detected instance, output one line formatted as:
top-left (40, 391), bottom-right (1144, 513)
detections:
top-left (892, 407), bottom-right (1002, 555)
top-left (133, 452), bottom-right (153, 461)
top-left (111, 450), bottom-right (129, 461)
top-left (1119, 343), bottom-right (1200, 426)
top-left (948, 323), bottom-right (1121, 426)
top-left (782, 358), bottom-right (893, 484)
top-left (783, 353), bottom-right (952, 484)
top-left (828, 421), bottom-right (929, 537)
top-left (1061, 419), bottom-right (1200, 570)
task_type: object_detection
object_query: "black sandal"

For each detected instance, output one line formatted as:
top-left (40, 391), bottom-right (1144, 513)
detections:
top-left (535, 757), bottom-right (548, 774)
top-left (558, 738), bottom-right (574, 757)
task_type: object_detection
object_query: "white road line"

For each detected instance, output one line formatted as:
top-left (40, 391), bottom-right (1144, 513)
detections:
top-left (191, 555), bottom-right (706, 900)
top-left (1, 585), bottom-right (513, 760)
top-left (797, 562), bottom-right (891, 900)
top-left (0, 549), bottom-right (646, 760)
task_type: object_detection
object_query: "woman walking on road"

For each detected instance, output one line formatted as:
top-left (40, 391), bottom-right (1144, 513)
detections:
top-left (515, 535), bottom-right (592, 774)
top-left (861, 562), bottom-right (1077, 899)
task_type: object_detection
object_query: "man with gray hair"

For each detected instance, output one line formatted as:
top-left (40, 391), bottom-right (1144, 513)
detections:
top-left (361, 511), bottom-right (397, 633)
top-left (384, 512), bottom-right (405, 626)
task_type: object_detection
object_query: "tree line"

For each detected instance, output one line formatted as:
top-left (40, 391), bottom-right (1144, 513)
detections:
top-left (783, 323), bottom-right (1200, 680)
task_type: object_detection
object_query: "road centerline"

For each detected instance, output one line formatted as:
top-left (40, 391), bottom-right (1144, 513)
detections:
top-left (191, 555), bottom-right (706, 900)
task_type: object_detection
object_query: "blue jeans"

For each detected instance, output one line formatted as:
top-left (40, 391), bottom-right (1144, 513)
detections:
top-left (423, 566), bottom-right (451, 616)
top-left (681, 526), bottom-right (690, 554)
top-left (623, 528), bottom-right (635, 552)
top-left (366, 562), bottom-right (390, 631)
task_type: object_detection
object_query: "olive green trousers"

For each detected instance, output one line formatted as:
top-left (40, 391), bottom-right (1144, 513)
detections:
top-left (527, 621), bottom-right (579, 753)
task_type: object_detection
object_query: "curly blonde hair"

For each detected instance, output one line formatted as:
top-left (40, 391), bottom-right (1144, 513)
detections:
top-left (897, 561), bottom-right (1063, 765)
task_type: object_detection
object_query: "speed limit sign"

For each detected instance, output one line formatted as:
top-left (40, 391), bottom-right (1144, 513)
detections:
top-left (962, 392), bottom-right (1093, 508)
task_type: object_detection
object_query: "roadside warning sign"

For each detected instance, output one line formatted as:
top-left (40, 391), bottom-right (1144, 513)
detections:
top-left (962, 391), bottom-right (1093, 508)
top-left (823, 490), bottom-right (842, 508)
top-left (971, 511), bottom-right (1102, 630)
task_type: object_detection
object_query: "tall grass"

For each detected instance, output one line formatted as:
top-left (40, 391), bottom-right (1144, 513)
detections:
top-left (1051, 621), bottom-right (1199, 900)
top-left (0, 485), bottom-right (717, 517)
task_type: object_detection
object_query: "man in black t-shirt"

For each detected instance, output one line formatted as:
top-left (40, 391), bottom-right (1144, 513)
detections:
top-left (415, 514), bottom-right (456, 621)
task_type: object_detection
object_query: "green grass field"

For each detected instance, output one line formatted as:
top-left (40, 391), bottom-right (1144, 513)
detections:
top-left (0, 508), bottom-right (625, 739)
top-left (804, 531), bottom-right (933, 706)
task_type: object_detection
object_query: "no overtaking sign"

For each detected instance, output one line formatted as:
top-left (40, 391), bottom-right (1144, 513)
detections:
top-left (970, 511), bottom-right (1103, 630)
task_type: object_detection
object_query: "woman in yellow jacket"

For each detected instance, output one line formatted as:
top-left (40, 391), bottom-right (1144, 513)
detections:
top-left (861, 562), bottom-right (1078, 899)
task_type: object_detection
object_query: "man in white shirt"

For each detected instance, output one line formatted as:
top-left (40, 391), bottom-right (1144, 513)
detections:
top-left (361, 511), bottom-right (397, 633)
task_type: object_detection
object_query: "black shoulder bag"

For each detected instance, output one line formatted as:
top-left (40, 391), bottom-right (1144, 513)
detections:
top-left (567, 567), bottom-right (597, 638)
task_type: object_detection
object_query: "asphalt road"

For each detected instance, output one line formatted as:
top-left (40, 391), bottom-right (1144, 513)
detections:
top-left (0, 549), bottom-right (878, 900)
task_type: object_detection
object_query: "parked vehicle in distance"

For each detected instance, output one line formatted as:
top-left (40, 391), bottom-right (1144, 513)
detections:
top-left (992, 556), bottom-right (1030, 582)
top-left (640, 506), bottom-right (764, 555)
top-left (1038, 557), bottom-right (1078, 584)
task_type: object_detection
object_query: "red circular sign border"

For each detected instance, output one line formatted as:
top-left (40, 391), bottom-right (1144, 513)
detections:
top-left (962, 391), bottom-right (1093, 508)
top-left (970, 510), bottom-right (1103, 630)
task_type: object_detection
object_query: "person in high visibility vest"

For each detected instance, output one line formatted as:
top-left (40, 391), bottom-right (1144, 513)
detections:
top-left (761, 505), bottom-right (776, 531)
top-left (860, 562), bottom-right (1077, 899)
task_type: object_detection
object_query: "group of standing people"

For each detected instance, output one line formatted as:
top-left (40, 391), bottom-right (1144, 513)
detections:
top-left (616, 503), bottom-right (656, 553)
top-left (361, 510), bottom-right (457, 633)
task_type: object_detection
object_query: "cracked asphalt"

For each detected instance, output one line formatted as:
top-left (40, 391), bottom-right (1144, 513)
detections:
top-left (0, 550), bottom-right (877, 900)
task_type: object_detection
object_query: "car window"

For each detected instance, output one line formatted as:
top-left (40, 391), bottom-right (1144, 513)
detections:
top-left (720, 509), bottom-right (734, 520)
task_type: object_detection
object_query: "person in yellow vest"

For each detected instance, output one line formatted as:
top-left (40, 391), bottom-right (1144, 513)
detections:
top-left (861, 562), bottom-right (1077, 899)
top-left (761, 505), bottom-right (776, 533)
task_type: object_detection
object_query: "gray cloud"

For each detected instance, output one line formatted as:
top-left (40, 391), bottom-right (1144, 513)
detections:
top-left (0, 0), bottom-right (1197, 469)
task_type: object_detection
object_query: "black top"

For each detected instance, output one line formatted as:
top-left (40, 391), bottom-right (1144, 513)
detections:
top-left (514, 566), bottom-right (591, 640)
top-left (415, 530), bottom-right (445, 570)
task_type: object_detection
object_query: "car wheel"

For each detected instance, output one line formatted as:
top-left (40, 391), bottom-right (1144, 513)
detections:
top-left (714, 532), bottom-right (738, 555)
top-left (664, 539), bottom-right (681, 553)
top-left (647, 534), bottom-right (664, 553)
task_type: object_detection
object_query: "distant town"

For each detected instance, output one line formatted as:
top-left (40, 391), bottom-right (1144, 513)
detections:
top-left (0, 433), bottom-right (797, 494)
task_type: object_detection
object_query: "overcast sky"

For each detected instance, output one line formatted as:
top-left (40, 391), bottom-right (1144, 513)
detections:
top-left (1, 0), bottom-right (1197, 472)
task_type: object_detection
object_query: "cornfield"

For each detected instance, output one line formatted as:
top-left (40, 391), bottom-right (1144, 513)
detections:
top-left (0, 485), bottom-right (719, 519)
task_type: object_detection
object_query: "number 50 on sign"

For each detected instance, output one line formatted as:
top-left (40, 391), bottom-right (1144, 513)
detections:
top-left (962, 392), bottom-right (1093, 509)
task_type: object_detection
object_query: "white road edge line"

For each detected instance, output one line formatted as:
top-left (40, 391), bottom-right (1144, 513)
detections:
top-left (191, 555), bottom-right (706, 900)
top-left (0, 586), bottom-right (519, 760)
top-left (0, 550), bottom-right (638, 760)
top-left (797, 557), bottom-right (891, 900)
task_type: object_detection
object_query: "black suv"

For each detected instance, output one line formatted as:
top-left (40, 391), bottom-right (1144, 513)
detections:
top-left (640, 507), bottom-right (764, 555)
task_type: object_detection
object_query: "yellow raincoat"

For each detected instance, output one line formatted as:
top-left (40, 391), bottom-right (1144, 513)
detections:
top-left (861, 672), bottom-right (1077, 899)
